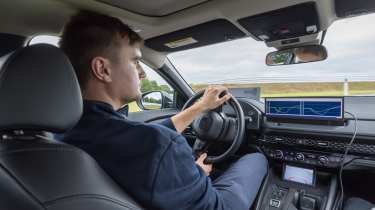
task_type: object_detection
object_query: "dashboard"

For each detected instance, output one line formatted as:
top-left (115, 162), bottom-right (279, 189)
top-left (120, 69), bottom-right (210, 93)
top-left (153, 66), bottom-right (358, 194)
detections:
top-left (225, 96), bottom-right (375, 169)
top-left (222, 97), bottom-right (263, 130)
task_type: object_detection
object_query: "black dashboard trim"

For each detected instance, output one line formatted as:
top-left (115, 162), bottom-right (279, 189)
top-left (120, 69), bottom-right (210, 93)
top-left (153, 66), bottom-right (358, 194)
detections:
top-left (263, 127), bottom-right (375, 140)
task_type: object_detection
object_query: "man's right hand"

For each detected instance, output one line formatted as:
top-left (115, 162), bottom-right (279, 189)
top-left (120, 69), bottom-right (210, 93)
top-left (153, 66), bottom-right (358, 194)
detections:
top-left (195, 153), bottom-right (212, 176)
top-left (194, 85), bottom-right (231, 112)
top-left (170, 85), bottom-right (231, 134)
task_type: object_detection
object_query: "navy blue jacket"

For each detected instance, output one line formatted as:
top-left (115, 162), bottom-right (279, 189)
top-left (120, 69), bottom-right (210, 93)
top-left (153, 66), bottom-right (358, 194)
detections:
top-left (62, 100), bottom-right (221, 210)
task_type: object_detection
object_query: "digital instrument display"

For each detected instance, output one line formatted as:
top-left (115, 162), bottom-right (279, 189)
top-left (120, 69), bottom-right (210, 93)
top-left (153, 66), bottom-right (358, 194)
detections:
top-left (283, 165), bottom-right (315, 186)
top-left (229, 88), bottom-right (260, 100)
top-left (265, 97), bottom-right (343, 120)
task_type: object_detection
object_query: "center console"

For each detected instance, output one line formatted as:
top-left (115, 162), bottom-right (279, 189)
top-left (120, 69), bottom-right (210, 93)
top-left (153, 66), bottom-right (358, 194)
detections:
top-left (260, 97), bottom-right (349, 167)
top-left (256, 165), bottom-right (337, 210)
top-left (251, 97), bottom-right (375, 210)
top-left (258, 131), bottom-right (375, 167)
top-left (255, 97), bottom-right (347, 210)
top-left (259, 133), bottom-right (346, 168)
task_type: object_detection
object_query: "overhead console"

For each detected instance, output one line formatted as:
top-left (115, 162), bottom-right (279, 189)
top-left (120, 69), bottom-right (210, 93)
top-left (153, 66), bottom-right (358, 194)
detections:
top-left (238, 2), bottom-right (320, 43)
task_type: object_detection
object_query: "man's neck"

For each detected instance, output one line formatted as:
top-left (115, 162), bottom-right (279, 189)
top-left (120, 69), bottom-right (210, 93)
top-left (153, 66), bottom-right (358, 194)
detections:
top-left (82, 89), bottom-right (122, 110)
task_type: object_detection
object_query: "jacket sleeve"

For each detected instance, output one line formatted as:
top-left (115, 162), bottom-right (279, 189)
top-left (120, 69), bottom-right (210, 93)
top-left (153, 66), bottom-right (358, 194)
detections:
top-left (157, 118), bottom-right (177, 131)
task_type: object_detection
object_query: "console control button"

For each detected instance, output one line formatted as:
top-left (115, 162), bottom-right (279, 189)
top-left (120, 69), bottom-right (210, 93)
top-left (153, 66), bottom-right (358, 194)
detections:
top-left (318, 156), bottom-right (329, 165)
top-left (296, 153), bottom-right (305, 161)
top-left (274, 150), bottom-right (284, 159)
top-left (270, 199), bottom-right (281, 208)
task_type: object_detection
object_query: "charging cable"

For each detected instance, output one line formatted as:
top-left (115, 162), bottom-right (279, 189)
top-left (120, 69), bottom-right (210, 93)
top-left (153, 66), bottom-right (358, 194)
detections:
top-left (337, 111), bottom-right (358, 209)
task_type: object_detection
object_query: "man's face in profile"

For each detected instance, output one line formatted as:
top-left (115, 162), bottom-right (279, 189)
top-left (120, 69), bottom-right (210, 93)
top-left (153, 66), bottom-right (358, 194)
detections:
top-left (108, 39), bottom-right (144, 104)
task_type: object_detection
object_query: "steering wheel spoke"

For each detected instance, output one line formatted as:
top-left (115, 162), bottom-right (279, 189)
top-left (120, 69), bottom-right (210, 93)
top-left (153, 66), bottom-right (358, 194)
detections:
top-left (193, 138), bottom-right (207, 151)
top-left (193, 139), bottom-right (213, 158)
top-left (213, 100), bottom-right (230, 114)
top-left (213, 104), bottom-right (223, 113)
top-left (219, 117), bottom-right (237, 143)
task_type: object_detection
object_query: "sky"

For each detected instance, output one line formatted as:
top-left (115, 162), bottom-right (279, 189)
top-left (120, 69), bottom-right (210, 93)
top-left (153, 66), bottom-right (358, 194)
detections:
top-left (168, 13), bottom-right (375, 84)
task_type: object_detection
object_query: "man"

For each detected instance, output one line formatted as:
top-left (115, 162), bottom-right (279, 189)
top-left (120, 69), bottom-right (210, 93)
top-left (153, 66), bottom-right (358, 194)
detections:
top-left (60, 11), bottom-right (267, 210)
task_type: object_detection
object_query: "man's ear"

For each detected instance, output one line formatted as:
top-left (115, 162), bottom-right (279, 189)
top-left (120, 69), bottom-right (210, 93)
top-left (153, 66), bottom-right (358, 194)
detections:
top-left (91, 57), bottom-right (112, 83)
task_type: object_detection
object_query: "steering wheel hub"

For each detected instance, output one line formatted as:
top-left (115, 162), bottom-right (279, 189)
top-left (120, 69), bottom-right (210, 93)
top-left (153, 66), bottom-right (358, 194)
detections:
top-left (193, 112), bottom-right (225, 141)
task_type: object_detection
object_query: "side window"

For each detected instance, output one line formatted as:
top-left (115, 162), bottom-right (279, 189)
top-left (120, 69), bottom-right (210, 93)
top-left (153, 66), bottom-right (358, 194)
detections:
top-left (128, 63), bottom-right (175, 113)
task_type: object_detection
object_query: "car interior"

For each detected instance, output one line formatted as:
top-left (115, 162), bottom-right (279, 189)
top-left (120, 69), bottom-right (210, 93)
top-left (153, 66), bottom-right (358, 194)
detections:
top-left (1, 0), bottom-right (375, 210)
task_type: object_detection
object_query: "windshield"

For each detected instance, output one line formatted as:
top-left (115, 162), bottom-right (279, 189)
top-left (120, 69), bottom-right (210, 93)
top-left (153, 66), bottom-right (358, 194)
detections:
top-left (168, 13), bottom-right (375, 98)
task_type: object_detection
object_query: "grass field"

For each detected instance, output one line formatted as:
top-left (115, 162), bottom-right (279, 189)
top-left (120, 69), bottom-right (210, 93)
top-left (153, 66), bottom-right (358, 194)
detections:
top-left (129, 102), bottom-right (142, 112)
top-left (128, 82), bottom-right (375, 112)
top-left (191, 81), bottom-right (375, 97)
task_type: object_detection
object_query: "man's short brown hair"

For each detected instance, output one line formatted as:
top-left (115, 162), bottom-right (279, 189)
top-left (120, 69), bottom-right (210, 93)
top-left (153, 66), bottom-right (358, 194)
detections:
top-left (59, 11), bottom-right (143, 89)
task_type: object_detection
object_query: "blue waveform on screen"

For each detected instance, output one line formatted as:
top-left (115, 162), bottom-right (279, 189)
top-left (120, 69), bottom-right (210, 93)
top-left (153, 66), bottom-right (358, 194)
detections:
top-left (267, 100), bottom-right (342, 118)
top-left (268, 101), bottom-right (301, 115)
top-left (303, 102), bottom-right (341, 117)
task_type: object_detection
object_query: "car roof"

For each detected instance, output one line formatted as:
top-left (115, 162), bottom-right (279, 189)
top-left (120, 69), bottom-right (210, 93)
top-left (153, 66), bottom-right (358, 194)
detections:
top-left (0, 0), bottom-right (363, 68)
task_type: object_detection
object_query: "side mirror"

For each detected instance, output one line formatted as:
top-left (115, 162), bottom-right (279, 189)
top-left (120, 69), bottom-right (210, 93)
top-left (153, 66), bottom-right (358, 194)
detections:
top-left (266, 45), bottom-right (328, 66)
top-left (139, 91), bottom-right (173, 110)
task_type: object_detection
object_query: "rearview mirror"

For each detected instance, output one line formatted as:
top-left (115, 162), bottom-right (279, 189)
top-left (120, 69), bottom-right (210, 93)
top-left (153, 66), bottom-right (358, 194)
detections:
top-left (266, 45), bottom-right (328, 66)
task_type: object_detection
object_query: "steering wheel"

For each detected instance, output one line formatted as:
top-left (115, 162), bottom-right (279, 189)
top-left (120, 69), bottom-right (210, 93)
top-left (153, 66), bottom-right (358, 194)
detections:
top-left (182, 90), bottom-right (245, 163)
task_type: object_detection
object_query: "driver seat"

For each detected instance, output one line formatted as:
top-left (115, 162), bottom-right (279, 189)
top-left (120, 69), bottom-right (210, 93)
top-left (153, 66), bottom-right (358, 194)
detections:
top-left (0, 44), bottom-right (144, 210)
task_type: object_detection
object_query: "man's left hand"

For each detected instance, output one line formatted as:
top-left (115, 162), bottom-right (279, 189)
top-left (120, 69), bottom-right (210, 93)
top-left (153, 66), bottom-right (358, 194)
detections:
top-left (195, 153), bottom-right (212, 176)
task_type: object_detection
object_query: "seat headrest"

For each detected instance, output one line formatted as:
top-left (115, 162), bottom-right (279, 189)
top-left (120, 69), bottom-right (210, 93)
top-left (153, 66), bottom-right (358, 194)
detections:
top-left (0, 44), bottom-right (82, 133)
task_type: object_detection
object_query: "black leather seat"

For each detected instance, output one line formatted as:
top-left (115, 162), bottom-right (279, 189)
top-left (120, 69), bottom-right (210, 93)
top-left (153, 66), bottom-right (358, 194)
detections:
top-left (0, 44), bottom-right (144, 210)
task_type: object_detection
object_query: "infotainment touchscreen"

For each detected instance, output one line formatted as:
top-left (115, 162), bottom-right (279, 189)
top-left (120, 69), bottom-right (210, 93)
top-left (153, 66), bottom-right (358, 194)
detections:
top-left (283, 165), bottom-right (315, 186)
top-left (265, 97), bottom-right (343, 121)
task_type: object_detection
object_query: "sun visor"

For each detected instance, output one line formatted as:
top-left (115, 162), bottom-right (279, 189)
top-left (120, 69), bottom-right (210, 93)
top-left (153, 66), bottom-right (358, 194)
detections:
top-left (144, 19), bottom-right (246, 52)
top-left (335, 0), bottom-right (375, 17)
top-left (238, 2), bottom-right (320, 43)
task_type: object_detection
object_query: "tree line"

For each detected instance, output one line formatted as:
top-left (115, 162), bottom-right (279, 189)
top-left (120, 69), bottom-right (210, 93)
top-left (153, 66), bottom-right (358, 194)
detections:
top-left (141, 78), bottom-right (173, 94)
